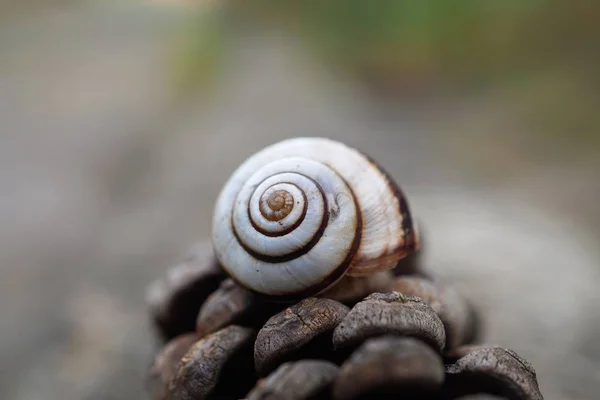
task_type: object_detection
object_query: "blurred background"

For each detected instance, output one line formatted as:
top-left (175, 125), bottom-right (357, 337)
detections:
top-left (1, 0), bottom-right (599, 399)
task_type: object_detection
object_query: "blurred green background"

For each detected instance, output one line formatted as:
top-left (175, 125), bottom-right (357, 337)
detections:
top-left (1, 1), bottom-right (599, 399)
top-left (182, 0), bottom-right (600, 155)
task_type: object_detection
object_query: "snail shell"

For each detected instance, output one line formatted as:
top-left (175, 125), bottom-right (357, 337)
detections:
top-left (212, 137), bottom-right (418, 298)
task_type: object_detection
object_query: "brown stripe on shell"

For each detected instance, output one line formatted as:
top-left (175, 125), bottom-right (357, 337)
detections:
top-left (364, 153), bottom-right (418, 252)
top-left (249, 182), bottom-right (308, 237)
top-left (227, 223), bottom-right (360, 302)
top-left (342, 152), bottom-right (418, 277)
top-left (228, 172), bottom-right (363, 301)
top-left (271, 173), bottom-right (363, 300)
top-left (398, 194), bottom-right (419, 252)
top-left (232, 175), bottom-right (329, 264)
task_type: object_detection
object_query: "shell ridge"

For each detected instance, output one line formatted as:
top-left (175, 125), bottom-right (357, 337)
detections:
top-left (212, 137), bottom-right (416, 296)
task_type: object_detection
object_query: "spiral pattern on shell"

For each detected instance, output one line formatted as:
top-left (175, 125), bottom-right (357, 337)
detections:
top-left (212, 138), bottom-right (418, 297)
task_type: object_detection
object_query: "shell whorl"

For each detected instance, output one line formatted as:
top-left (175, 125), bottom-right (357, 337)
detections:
top-left (212, 138), bottom-right (418, 297)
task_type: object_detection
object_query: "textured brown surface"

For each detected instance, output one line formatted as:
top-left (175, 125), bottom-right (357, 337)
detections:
top-left (393, 277), bottom-right (475, 349)
top-left (445, 347), bottom-right (543, 400)
top-left (169, 325), bottom-right (256, 400)
top-left (333, 336), bottom-right (444, 400)
top-left (320, 271), bottom-right (394, 305)
top-left (444, 344), bottom-right (498, 364)
top-left (255, 298), bottom-right (349, 376)
top-left (196, 279), bottom-right (258, 337)
top-left (147, 241), bottom-right (225, 340)
top-left (248, 360), bottom-right (339, 400)
top-left (332, 292), bottom-right (446, 352)
top-left (146, 333), bottom-right (198, 400)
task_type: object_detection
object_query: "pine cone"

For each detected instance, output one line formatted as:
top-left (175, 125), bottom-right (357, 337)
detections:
top-left (145, 242), bottom-right (543, 399)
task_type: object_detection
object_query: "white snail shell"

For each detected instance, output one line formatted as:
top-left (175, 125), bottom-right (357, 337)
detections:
top-left (212, 137), bottom-right (418, 297)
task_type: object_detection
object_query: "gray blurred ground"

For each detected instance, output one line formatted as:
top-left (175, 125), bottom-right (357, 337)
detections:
top-left (1, 3), bottom-right (600, 400)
